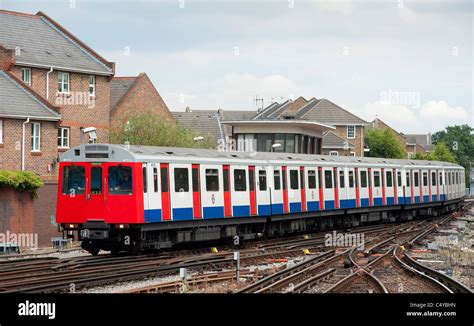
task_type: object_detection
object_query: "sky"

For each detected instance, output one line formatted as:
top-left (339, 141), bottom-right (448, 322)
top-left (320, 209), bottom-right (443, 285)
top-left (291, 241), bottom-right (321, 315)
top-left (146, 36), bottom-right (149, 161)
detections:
top-left (1, 0), bottom-right (473, 134)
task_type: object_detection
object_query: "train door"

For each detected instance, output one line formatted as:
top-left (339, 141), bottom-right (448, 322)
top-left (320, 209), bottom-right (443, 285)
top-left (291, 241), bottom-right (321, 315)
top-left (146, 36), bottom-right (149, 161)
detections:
top-left (256, 166), bottom-right (271, 216)
top-left (384, 168), bottom-right (394, 205)
top-left (421, 170), bottom-right (429, 203)
top-left (435, 170), bottom-right (440, 201)
top-left (160, 163), bottom-right (171, 221)
top-left (372, 168), bottom-right (382, 206)
top-left (287, 166), bottom-right (302, 212)
top-left (282, 166), bottom-right (289, 213)
top-left (300, 166), bottom-right (307, 212)
top-left (333, 167), bottom-right (340, 209)
top-left (337, 167), bottom-right (347, 209)
top-left (249, 166), bottom-right (257, 215)
top-left (144, 163), bottom-right (161, 222)
top-left (192, 164), bottom-right (202, 219)
top-left (440, 170), bottom-right (445, 201)
top-left (201, 165), bottom-right (224, 219)
top-left (318, 167), bottom-right (324, 210)
top-left (223, 165), bottom-right (232, 217)
top-left (413, 169), bottom-right (421, 204)
top-left (306, 168), bottom-right (319, 211)
top-left (57, 162), bottom-right (87, 223)
top-left (231, 165), bottom-right (250, 217)
top-left (358, 168), bottom-right (369, 207)
top-left (85, 163), bottom-right (107, 221)
top-left (271, 167), bottom-right (284, 214)
top-left (170, 164), bottom-right (193, 221)
top-left (322, 167), bottom-right (335, 209)
top-left (346, 167), bottom-right (356, 209)
top-left (142, 164), bottom-right (149, 220)
top-left (395, 169), bottom-right (403, 205)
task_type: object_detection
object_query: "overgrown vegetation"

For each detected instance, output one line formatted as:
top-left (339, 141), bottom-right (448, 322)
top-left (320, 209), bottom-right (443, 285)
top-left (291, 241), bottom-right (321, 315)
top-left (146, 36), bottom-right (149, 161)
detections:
top-left (411, 142), bottom-right (457, 163)
top-left (365, 128), bottom-right (407, 159)
top-left (0, 170), bottom-right (43, 199)
top-left (110, 112), bottom-right (215, 149)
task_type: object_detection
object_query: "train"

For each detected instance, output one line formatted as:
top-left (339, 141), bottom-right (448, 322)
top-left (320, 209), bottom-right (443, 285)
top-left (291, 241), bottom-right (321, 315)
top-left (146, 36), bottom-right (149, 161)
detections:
top-left (56, 144), bottom-right (466, 255)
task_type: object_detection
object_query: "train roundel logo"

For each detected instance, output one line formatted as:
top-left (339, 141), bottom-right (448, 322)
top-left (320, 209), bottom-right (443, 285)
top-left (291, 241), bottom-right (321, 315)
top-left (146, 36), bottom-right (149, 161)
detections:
top-left (211, 194), bottom-right (215, 204)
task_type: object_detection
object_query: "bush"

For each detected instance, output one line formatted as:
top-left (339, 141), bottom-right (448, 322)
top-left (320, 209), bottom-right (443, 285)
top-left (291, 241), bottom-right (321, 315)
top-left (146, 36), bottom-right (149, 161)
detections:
top-left (0, 170), bottom-right (43, 199)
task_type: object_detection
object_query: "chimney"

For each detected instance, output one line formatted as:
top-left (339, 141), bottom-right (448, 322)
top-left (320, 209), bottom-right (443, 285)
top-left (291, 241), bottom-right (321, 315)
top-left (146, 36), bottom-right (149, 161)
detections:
top-left (185, 106), bottom-right (191, 112)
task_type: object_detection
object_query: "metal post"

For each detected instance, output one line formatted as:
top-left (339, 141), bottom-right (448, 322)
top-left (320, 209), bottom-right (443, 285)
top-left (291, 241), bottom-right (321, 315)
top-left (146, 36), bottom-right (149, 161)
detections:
top-left (233, 251), bottom-right (240, 282)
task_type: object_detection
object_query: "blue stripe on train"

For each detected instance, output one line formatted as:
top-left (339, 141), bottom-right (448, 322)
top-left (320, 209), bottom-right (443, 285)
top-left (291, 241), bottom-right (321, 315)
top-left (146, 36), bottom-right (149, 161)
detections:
top-left (290, 202), bottom-right (302, 213)
top-left (271, 203), bottom-right (284, 214)
top-left (340, 199), bottom-right (356, 209)
top-left (172, 207), bottom-right (193, 221)
top-left (386, 197), bottom-right (394, 205)
top-left (233, 205), bottom-right (250, 217)
top-left (324, 200), bottom-right (335, 210)
top-left (361, 198), bottom-right (370, 207)
top-left (373, 197), bottom-right (383, 206)
top-left (144, 209), bottom-right (162, 222)
top-left (423, 195), bottom-right (430, 202)
top-left (307, 201), bottom-right (319, 211)
top-left (203, 206), bottom-right (224, 219)
top-left (258, 204), bottom-right (271, 216)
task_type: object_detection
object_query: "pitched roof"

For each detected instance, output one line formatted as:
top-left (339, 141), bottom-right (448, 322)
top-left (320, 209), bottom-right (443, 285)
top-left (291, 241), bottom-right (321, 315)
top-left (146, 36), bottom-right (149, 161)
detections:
top-left (403, 133), bottom-right (434, 151)
top-left (0, 10), bottom-right (113, 75)
top-left (110, 77), bottom-right (138, 111)
top-left (220, 110), bottom-right (256, 121)
top-left (0, 70), bottom-right (60, 120)
top-left (322, 131), bottom-right (355, 149)
top-left (172, 110), bottom-right (223, 143)
top-left (299, 99), bottom-right (367, 125)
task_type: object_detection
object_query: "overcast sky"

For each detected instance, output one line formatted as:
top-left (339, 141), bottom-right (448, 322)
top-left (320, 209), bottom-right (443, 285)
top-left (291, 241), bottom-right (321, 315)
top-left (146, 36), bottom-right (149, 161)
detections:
top-left (1, 0), bottom-right (473, 133)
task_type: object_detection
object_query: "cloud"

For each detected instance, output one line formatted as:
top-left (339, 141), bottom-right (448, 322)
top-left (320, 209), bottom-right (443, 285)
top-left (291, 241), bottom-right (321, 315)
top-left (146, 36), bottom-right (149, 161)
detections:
top-left (419, 100), bottom-right (470, 123)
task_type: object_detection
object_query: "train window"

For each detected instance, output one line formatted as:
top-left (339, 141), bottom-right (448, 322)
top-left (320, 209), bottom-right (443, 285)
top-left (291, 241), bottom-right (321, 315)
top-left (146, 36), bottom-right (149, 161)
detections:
top-left (249, 169), bottom-right (255, 191)
top-left (274, 170), bottom-right (281, 190)
top-left (90, 167), bottom-right (102, 195)
top-left (373, 171), bottom-right (380, 187)
top-left (339, 170), bottom-right (345, 188)
top-left (62, 165), bottom-right (85, 195)
top-left (174, 168), bottom-right (189, 192)
top-left (386, 171), bottom-right (392, 187)
top-left (192, 168), bottom-right (199, 192)
top-left (360, 170), bottom-right (367, 188)
top-left (206, 169), bottom-right (219, 191)
top-left (431, 172), bottom-right (436, 186)
top-left (223, 169), bottom-right (229, 192)
top-left (300, 169), bottom-right (305, 190)
top-left (397, 171), bottom-right (401, 187)
top-left (282, 170), bottom-right (287, 190)
top-left (259, 170), bottom-right (267, 191)
top-left (153, 167), bottom-right (158, 192)
top-left (161, 167), bottom-right (168, 192)
top-left (455, 172), bottom-right (459, 185)
top-left (308, 170), bottom-right (316, 189)
top-left (406, 172), bottom-right (411, 187)
top-left (318, 169), bottom-right (322, 189)
top-left (423, 172), bottom-right (428, 187)
top-left (348, 171), bottom-right (354, 188)
top-left (324, 170), bottom-right (333, 189)
top-left (108, 166), bottom-right (133, 195)
top-left (439, 172), bottom-right (443, 186)
top-left (234, 169), bottom-right (247, 191)
top-left (143, 167), bottom-right (147, 193)
top-left (414, 172), bottom-right (419, 187)
top-left (290, 170), bottom-right (299, 190)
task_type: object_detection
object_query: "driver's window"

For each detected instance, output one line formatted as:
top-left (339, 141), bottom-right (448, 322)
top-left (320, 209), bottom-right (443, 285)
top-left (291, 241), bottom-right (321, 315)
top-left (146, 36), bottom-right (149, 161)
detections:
top-left (174, 168), bottom-right (189, 192)
top-left (108, 166), bottom-right (133, 195)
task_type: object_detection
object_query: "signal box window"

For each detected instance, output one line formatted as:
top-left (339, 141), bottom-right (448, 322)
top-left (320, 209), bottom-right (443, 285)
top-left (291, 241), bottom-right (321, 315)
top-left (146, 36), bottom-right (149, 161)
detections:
top-left (108, 166), bottom-right (133, 194)
top-left (234, 169), bottom-right (246, 191)
top-left (206, 169), bottom-right (219, 191)
top-left (174, 168), bottom-right (189, 192)
top-left (62, 166), bottom-right (85, 195)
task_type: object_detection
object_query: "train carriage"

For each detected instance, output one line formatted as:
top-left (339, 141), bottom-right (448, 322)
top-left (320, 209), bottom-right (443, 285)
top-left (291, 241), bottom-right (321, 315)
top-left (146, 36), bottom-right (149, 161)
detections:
top-left (56, 144), bottom-right (465, 255)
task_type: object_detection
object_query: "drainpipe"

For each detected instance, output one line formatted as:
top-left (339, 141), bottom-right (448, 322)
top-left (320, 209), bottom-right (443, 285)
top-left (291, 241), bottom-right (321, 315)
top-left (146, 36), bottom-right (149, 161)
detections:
top-left (46, 67), bottom-right (54, 99)
top-left (21, 117), bottom-right (30, 171)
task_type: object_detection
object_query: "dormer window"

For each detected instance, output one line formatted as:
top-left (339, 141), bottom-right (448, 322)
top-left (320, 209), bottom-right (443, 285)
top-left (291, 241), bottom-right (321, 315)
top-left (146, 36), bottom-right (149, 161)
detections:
top-left (21, 68), bottom-right (31, 86)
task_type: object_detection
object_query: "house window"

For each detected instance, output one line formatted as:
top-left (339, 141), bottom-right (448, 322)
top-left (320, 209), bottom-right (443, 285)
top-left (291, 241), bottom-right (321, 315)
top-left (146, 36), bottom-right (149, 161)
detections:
top-left (57, 127), bottom-right (70, 148)
top-left (89, 75), bottom-right (95, 96)
top-left (0, 119), bottom-right (3, 144)
top-left (58, 72), bottom-right (70, 93)
top-left (31, 123), bottom-right (40, 151)
top-left (329, 151), bottom-right (338, 156)
top-left (347, 125), bottom-right (356, 139)
top-left (21, 68), bottom-right (31, 86)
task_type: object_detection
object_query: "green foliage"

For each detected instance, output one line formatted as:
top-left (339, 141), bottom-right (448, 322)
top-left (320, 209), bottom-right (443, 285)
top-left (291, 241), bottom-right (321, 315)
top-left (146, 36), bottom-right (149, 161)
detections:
top-left (413, 142), bottom-right (457, 163)
top-left (365, 128), bottom-right (407, 159)
top-left (110, 112), bottom-right (215, 149)
top-left (0, 170), bottom-right (43, 199)
top-left (431, 125), bottom-right (474, 170)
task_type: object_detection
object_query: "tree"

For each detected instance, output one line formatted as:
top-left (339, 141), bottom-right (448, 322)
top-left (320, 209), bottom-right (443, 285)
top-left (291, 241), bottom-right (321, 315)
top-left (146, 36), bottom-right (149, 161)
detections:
top-left (431, 125), bottom-right (474, 172)
top-left (365, 128), bottom-right (407, 159)
top-left (428, 142), bottom-right (457, 163)
top-left (110, 112), bottom-right (215, 149)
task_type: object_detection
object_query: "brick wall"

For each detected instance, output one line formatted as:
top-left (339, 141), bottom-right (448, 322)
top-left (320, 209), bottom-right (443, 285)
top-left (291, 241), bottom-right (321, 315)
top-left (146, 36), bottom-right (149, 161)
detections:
top-left (33, 182), bottom-right (60, 246)
top-left (0, 188), bottom-right (34, 237)
top-left (331, 125), bottom-right (364, 156)
top-left (322, 149), bottom-right (354, 156)
top-left (110, 73), bottom-right (173, 127)
top-left (0, 45), bottom-right (14, 70)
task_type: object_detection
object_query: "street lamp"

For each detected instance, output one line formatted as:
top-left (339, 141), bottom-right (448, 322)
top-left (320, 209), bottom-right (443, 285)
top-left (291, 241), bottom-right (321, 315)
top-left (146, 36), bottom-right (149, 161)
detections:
top-left (271, 143), bottom-right (282, 152)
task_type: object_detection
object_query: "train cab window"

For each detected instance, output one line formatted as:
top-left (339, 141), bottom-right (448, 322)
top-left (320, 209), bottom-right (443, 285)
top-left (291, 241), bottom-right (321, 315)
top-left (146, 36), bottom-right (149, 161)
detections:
top-left (406, 172), bottom-right (411, 187)
top-left (90, 166), bottom-right (102, 194)
top-left (360, 170), bottom-right (367, 188)
top-left (153, 167), bottom-right (159, 192)
top-left (439, 172), bottom-right (443, 186)
top-left (431, 172), bottom-right (436, 186)
top-left (206, 169), bottom-right (219, 191)
top-left (62, 165), bottom-right (85, 195)
top-left (143, 167), bottom-right (147, 193)
top-left (259, 170), bottom-right (267, 191)
top-left (274, 170), bottom-right (281, 190)
top-left (423, 172), bottom-right (428, 186)
top-left (414, 172), bottom-right (419, 187)
top-left (348, 171), bottom-right (354, 188)
top-left (308, 170), bottom-right (316, 189)
top-left (174, 168), bottom-right (189, 192)
top-left (397, 171), bottom-right (402, 187)
top-left (161, 167), bottom-right (169, 192)
top-left (234, 169), bottom-right (247, 191)
top-left (386, 171), bottom-right (393, 187)
top-left (324, 170), bottom-right (333, 189)
top-left (249, 169), bottom-right (255, 192)
top-left (108, 166), bottom-right (133, 195)
top-left (290, 170), bottom-right (299, 190)
top-left (339, 170), bottom-right (345, 188)
top-left (373, 171), bottom-right (380, 187)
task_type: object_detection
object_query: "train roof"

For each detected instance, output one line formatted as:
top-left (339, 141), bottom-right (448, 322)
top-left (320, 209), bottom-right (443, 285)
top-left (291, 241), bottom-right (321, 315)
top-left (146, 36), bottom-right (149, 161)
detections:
top-left (60, 144), bottom-right (463, 169)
